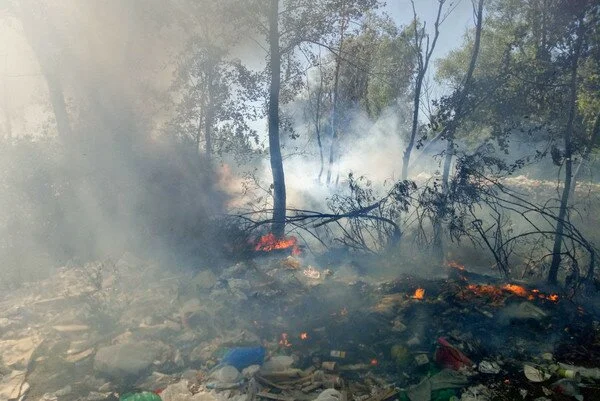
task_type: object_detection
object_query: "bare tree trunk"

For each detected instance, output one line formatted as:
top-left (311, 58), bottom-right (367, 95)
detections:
top-left (569, 112), bottom-right (600, 201)
top-left (433, 0), bottom-right (485, 261)
top-left (17, 3), bottom-right (73, 141)
top-left (268, 0), bottom-right (286, 238)
top-left (548, 18), bottom-right (584, 285)
top-left (205, 66), bottom-right (215, 160)
top-left (316, 65), bottom-right (325, 183)
top-left (402, 0), bottom-right (445, 180)
top-left (326, 10), bottom-right (348, 185)
top-left (2, 54), bottom-right (12, 138)
top-left (44, 71), bottom-right (73, 140)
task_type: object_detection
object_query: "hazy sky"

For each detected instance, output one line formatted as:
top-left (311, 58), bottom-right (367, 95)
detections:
top-left (385, 0), bottom-right (475, 94)
top-left (386, 0), bottom-right (475, 55)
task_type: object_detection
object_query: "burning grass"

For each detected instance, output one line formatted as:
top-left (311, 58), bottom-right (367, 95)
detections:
top-left (254, 233), bottom-right (301, 255)
top-left (459, 283), bottom-right (559, 303)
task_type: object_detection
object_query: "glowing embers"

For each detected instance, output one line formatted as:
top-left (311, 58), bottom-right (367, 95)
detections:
top-left (300, 332), bottom-right (309, 340)
top-left (461, 283), bottom-right (559, 303)
top-left (412, 288), bottom-right (425, 300)
top-left (254, 233), bottom-right (301, 255)
top-left (502, 283), bottom-right (529, 298)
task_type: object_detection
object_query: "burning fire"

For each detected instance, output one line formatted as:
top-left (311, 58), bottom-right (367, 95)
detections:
top-left (300, 332), bottom-right (309, 340)
top-left (503, 284), bottom-right (529, 298)
top-left (412, 288), bottom-right (425, 300)
top-left (255, 233), bottom-right (301, 255)
top-left (463, 283), bottom-right (558, 302)
top-left (279, 333), bottom-right (292, 348)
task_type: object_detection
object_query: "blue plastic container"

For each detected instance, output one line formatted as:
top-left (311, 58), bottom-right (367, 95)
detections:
top-left (220, 346), bottom-right (266, 370)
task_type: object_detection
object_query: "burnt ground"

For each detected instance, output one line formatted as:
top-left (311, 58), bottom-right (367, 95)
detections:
top-left (0, 253), bottom-right (599, 400)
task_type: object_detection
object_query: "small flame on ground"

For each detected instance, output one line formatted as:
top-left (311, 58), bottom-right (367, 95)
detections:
top-left (279, 333), bottom-right (292, 348)
top-left (255, 233), bottom-right (301, 255)
top-left (370, 358), bottom-right (378, 366)
top-left (300, 332), bottom-right (309, 340)
top-left (412, 288), bottom-right (425, 300)
top-left (463, 283), bottom-right (558, 302)
top-left (503, 284), bottom-right (529, 298)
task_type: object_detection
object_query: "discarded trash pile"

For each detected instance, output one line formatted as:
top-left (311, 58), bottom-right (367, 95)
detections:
top-left (1, 254), bottom-right (599, 401)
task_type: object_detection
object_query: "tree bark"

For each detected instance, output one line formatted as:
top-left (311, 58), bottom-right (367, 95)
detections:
top-left (2, 54), bottom-right (12, 138)
top-left (401, 0), bottom-right (444, 180)
top-left (316, 64), bottom-right (325, 183)
top-left (433, 0), bottom-right (485, 261)
top-left (548, 17), bottom-right (584, 285)
top-left (569, 112), bottom-right (600, 201)
top-left (17, 2), bottom-right (73, 141)
top-left (205, 65), bottom-right (215, 159)
top-left (326, 8), bottom-right (348, 185)
top-left (268, 0), bottom-right (286, 238)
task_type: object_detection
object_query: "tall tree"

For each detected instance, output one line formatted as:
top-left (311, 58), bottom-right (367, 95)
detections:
top-left (433, 0), bottom-right (485, 261)
top-left (548, 7), bottom-right (587, 285)
top-left (9, 1), bottom-right (73, 141)
top-left (268, 0), bottom-right (287, 238)
top-left (401, 0), bottom-right (445, 180)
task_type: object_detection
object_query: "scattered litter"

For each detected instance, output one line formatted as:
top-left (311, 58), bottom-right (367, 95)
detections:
top-left (477, 361), bottom-right (500, 374)
top-left (524, 364), bottom-right (550, 382)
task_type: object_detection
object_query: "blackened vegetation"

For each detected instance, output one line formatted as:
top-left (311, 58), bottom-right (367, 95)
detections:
top-left (233, 175), bottom-right (416, 255)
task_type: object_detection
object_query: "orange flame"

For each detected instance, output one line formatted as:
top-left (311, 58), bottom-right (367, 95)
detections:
top-left (412, 288), bottom-right (425, 300)
top-left (463, 283), bottom-right (559, 303)
top-left (255, 233), bottom-right (301, 255)
top-left (503, 284), bottom-right (529, 297)
top-left (300, 332), bottom-right (309, 340)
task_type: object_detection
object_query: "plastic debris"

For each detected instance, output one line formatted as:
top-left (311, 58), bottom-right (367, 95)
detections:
top-left (478, 361), bottom-right (500, 374)
top-left (120, 392), bottom-right (162, 401)
top-left (261, 355), bottom-right (295, 372)
top-left (434, 338), bottom-right (473, 370)
top-left (523, 364), bottom-right (550, 382)
top-left (329, 350), bottom-right (346, 359)
top-left (220, 346), bottom-right (266, 370)
top-left (315, 388), bottom-right (341, 401)
top-left (209, 365), bottom-right (241, 383)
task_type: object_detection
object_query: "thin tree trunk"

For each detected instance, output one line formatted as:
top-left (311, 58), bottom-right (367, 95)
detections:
top-left (316, 67), bottom-right (325, 183)
top-left (402, 73), bottom-right (424, 180)
top-left (433, 0), bottom-right (485, 261)
top-left (548, 18), bottom-right (584, 285)
top-left (17, 3), bottom-right (73, 141)
top-left (326, 10), bottom-right (348, 185)
top-left (2, 54), bottom-right (12, 138)
top-left (205, 66), bottom-right (215, 160)
top-left (268, 0), bottom-right (286, 238)
top-left (402, 0), bottom-right (444, 180)
top-left (45, 71), bottom-right (73, 140)
top-left (569, 112), bottom-right (600, 201)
